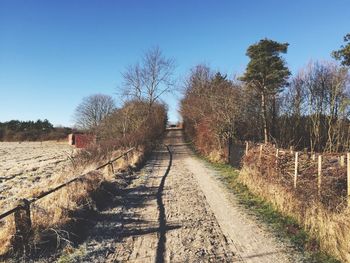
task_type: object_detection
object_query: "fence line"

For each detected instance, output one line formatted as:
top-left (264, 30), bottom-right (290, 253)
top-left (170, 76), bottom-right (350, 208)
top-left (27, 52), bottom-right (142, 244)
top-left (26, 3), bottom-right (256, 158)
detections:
top-left (240, 142), bottom-right (350, 207)
top-left (229, 140), bottom-right (350, 206)
top-left (0, 147), bottom-right (135, 254)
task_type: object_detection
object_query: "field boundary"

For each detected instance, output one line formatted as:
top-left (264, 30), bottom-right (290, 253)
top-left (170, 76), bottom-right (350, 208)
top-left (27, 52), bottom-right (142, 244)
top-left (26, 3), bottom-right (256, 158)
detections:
top-left (229, 141), bottom-right (350, 208)
top-left (0, 147), bottom-right (135, 255)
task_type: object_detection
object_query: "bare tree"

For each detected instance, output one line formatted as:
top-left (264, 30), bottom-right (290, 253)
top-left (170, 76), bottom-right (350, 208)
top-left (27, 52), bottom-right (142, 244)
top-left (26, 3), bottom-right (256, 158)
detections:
top-left (279, 61), bottom-right (350, 152)
top-left (121, 47), bottom-right (176, 108)
top-left (98, 100), bottom-right (168, 147)
top-left (122, 63), bottom-right (143, 101)
top-left (74, 94), bottom-right (115, 131)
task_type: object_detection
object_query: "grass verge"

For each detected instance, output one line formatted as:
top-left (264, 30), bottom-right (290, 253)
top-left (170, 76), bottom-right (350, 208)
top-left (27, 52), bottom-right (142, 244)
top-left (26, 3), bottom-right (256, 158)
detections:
top-left (201, 159), bottom-right (341, 263)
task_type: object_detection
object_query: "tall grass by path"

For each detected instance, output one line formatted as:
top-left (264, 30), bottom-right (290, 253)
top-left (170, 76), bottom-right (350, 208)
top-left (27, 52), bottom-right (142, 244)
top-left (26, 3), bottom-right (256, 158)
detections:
top-left (196, 156), bottom-right (341, 263)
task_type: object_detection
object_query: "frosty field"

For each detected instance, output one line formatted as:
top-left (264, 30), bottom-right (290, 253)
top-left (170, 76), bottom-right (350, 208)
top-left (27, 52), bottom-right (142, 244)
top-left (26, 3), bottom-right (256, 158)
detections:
top-left (0, 141), bottom-right (74, 211)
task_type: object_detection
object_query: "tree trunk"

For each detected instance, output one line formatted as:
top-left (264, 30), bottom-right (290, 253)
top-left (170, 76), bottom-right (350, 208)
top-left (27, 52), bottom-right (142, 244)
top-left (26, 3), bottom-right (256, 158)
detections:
top-left (271, 94), bottom-right (276, 140)
top-left (261, 92), bottom-right (269, 143)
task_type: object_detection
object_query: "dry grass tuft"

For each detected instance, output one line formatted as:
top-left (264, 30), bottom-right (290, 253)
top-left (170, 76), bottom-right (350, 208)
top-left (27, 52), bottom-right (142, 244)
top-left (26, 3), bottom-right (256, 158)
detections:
top-left (0, 218), bottom-right (15, 256)
top-left (207, 150), bottom-right (225, 163)
top-left (240, 144), bottom-right (350, 262)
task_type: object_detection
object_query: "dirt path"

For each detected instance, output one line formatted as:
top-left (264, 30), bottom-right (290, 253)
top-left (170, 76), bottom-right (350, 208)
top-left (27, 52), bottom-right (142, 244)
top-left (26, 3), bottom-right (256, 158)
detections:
top-left (75, 130), bottom-right (299, 262)
top-left (179, 140), bottom-right (299, 262)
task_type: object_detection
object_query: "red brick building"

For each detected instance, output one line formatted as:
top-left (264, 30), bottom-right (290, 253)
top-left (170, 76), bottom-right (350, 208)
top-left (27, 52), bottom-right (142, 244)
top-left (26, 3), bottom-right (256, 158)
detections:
top-left (68, 133), bottom-right (96, 148)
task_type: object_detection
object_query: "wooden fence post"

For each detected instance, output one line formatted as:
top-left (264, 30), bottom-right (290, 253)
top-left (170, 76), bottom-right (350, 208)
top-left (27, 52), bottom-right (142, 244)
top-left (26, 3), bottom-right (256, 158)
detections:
top-left (109, 161), bottom-right (115, 175)
top-left (245, 141), bottom-right (249, 155)
top-left (294, 152), bottom-right (298, 189)
top-left (275, 148), bottom-right (279, 167)
top-left (124, 151), bottom-right (129, 162)
top-left (14, 199), bottom-right (32, 256)
top-left (340, 155), bottom-right (345, 167)
top-left (347, 153), bottom-right (350, 207)
top-left (228, 137), bottom-right (233, 165)
top-left (259, 144), bottom-right (263, 163)
top-left (312, 153), bottom-right (316, 161)
top-left (318, 155), bottom-right (322, 197)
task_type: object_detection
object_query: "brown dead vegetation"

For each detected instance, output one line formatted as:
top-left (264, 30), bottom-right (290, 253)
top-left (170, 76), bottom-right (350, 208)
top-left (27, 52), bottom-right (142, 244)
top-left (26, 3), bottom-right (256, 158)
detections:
top-left (241, 144), bottom-right (350, 262)
top-left (180, 62), bottom-right (350, 261)
top-left (0, 100), bottom-right (167, 260)
top-left (0, 146), bottom-right (143, 259)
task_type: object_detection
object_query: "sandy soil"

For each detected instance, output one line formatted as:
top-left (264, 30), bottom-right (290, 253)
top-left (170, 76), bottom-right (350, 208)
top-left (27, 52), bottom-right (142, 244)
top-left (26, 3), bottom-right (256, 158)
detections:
top-left (181, 143), bottom-right (300, 262)
top-left (71, 130), bottom-right (301, 263)
top-left (0, 141), bottom-right (74, 210)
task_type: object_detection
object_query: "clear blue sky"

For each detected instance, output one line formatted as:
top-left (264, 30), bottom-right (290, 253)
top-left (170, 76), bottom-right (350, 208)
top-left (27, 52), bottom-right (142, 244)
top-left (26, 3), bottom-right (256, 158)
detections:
top-left (0, 0), bottom-right (349, 126)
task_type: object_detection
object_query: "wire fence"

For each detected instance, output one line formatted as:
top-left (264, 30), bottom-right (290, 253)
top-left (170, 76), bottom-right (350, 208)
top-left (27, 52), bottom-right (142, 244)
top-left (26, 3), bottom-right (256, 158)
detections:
top-left (229, 141), bottom-right (350, 210)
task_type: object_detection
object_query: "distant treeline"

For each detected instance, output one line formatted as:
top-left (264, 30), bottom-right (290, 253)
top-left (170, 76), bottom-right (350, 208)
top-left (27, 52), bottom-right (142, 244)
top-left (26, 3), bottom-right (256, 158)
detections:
top-left (0, 119), bottom-right (73, 141)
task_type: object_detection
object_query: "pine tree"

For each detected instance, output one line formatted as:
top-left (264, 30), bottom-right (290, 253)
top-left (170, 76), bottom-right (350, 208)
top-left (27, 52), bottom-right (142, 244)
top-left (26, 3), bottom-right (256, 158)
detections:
top-left (332, 33), bottom-right (350, 66)
top-left (240, 38), bottom-right (290, 143)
